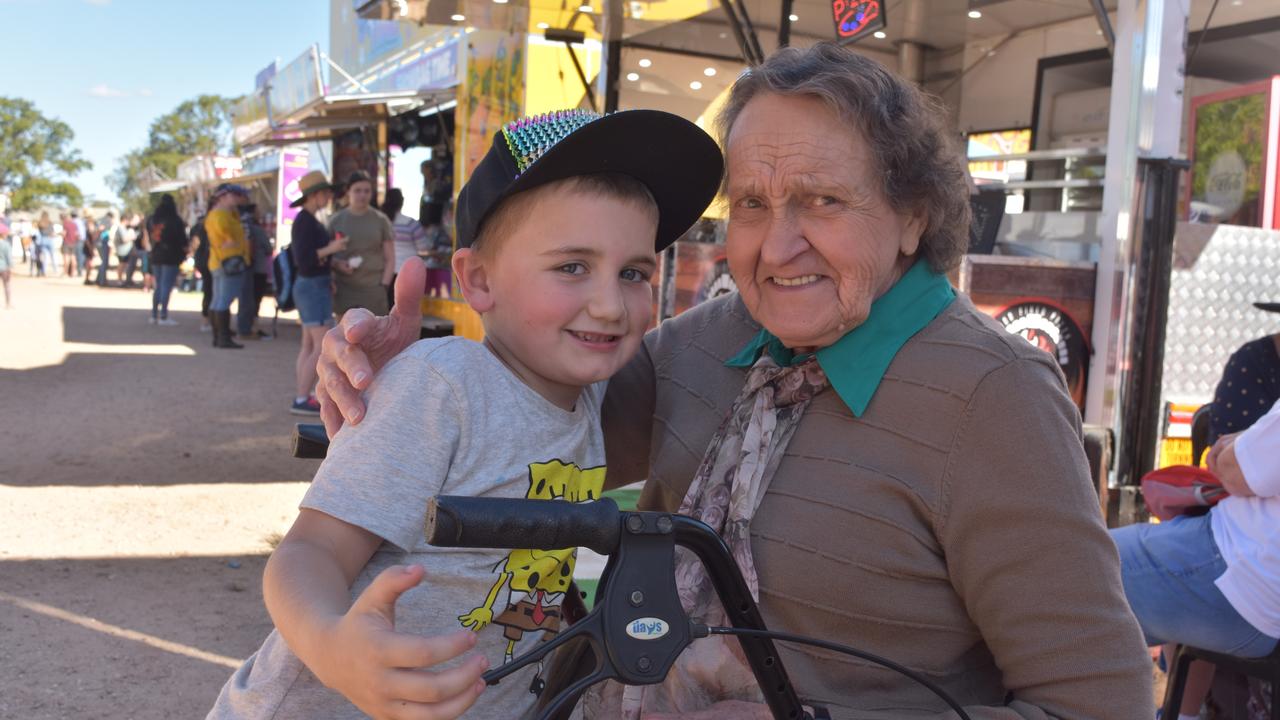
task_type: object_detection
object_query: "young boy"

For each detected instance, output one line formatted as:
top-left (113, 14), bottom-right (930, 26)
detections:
top-left (208, 109), bottom-right (722, 720)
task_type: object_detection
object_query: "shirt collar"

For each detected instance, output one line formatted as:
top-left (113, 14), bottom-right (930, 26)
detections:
top-left (726, 259), bottom-right (956, 417)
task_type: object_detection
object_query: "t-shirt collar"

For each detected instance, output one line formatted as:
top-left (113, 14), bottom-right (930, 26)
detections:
top-left (725, 259), bottom-right (956, 417)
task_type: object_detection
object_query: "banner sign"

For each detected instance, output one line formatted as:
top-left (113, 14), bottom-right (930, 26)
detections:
top-left (365, 39), bottom-right (461, 94)
top-left (278, 149), bottom-right (311, 233)
top-left (831, 0), bottom-right (885, 43)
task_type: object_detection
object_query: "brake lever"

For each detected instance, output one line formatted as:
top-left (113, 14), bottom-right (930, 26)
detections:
top-left (485, 512), bottom-right (693, 719)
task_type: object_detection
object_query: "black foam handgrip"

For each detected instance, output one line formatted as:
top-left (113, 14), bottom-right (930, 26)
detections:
top-left (426, 496), bottom-right (622, 556)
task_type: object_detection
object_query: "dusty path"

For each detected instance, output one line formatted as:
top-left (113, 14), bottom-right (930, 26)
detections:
top-left (0, 273), bottom-right (318, 718)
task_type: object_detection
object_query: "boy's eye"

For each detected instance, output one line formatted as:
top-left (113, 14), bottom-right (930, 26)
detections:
top-left (557, 262), bottom-right (586, 275)
top-left (620, 267), bottom-right (651, 283)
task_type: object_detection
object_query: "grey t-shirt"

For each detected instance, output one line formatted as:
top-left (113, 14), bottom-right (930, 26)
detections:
top-left (209, 337), bottom-right (608, 719)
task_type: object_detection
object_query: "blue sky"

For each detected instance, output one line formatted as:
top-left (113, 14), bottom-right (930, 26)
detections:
top-left (1, 0), bottom-right (330, 205)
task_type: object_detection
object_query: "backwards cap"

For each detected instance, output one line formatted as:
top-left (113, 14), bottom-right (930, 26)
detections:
top-left (455, 109), bottom-right (722, 251)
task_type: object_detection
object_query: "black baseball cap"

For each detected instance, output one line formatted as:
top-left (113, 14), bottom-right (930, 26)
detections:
top-left (455, 109), bottom-right (723, 250)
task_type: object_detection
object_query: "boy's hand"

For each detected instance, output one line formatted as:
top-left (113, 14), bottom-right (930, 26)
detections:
top-left (317, 564), bottom-right (489, 720)
top-left (317, 257), bottom-right (425, 437)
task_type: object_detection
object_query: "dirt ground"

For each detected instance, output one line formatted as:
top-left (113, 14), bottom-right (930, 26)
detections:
top-left (0, 272), bottom-right (319, 718)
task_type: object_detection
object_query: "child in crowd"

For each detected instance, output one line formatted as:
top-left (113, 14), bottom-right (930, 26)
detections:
top-left (207, 109), bottom-right (722, 720)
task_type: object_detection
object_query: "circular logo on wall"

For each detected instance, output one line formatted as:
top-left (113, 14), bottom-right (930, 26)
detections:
top-left (995, 301), bottom-right (1089, 403)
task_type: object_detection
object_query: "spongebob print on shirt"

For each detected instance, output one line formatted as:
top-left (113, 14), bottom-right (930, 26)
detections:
top-left (457, 459), bottom-right (606, 662)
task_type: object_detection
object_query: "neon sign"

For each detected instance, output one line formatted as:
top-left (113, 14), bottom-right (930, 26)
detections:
top-left (831, 0), bottom-right (883, 42)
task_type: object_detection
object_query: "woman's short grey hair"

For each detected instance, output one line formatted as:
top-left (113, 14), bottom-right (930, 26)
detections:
top-left (716, 42), bottom-right (971, 273)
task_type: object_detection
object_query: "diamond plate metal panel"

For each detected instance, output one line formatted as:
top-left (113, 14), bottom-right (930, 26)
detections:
top-left (1162, 222), bottom-right (1280, 404)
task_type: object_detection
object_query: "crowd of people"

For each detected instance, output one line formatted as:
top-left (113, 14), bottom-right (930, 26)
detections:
top-left (0, 169), bottom-right (453, 420)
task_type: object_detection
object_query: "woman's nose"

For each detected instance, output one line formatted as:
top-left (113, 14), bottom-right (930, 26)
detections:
top-left (758, 209), bottom-right (807, 268)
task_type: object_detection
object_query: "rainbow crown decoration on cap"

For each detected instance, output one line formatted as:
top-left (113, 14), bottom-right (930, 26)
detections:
top-left (501, 110), bottom-right (602, 175)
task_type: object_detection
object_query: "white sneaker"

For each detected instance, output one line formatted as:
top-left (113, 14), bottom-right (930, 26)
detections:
top-left (148, 316), bottom-right (157, 325)
top-left (158, 318), bottom-right (179, 326)
top-left (199, 322), bottom-right (211, 332)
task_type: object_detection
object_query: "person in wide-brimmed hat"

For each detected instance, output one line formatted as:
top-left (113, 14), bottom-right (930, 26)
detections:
top-left (289, 171), bottom-right (334, 208)
top-left (286, 171), bottom-right (347, 415)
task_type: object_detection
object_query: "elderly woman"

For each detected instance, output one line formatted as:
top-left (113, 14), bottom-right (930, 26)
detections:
top-left (313, 44), bottom-right (1150, 718)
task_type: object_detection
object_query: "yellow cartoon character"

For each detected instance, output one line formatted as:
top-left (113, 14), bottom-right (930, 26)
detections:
top-left (458, 460), bottom-right (605, 662)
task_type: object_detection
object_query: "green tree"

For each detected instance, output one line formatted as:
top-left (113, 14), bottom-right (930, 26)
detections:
top-left (0, 97), bottom-right (90, 209)
top-left (109, 94), bottom-right (240, 212)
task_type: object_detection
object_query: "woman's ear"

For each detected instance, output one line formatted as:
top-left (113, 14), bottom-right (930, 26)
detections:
top-left (452, 248), bottom-right (495, 313)
top-left (899, 207), bottom-right (926, 258)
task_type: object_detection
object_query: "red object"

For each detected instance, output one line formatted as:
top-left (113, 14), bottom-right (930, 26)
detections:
top-left (1140, 465), bottom-right (1229, 521)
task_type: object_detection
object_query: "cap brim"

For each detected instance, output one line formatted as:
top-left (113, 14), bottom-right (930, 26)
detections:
top-left (1255, 302), bottom-right (1280, 313)
top-left (474, 110), bottom-right (722, 250)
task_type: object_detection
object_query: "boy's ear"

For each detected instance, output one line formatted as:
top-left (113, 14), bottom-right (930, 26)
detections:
top-left (452, 247), bottom-right (495, 313)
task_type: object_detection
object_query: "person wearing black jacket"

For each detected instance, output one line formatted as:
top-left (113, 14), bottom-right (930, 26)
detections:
top-left (192, 213), bottom-right (212, 331)
top-left (148, 195), bottom-right (189, 325)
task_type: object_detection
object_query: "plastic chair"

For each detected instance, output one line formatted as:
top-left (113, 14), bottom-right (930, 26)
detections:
top-left (1161, 642), bottom-right (1280, 719)
top-left (1191, 403), bottom-right (1214, 466)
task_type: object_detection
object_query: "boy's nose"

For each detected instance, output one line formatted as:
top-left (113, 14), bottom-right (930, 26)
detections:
top-left (587, 279), bottom-right (626, 322)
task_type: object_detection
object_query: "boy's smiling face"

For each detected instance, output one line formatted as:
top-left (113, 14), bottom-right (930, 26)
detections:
top-left (454, 185), bottom-right (658, 410)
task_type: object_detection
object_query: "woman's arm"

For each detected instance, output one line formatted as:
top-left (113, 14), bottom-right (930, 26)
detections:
top-left (601, 331), bottom-right (659, 491)
top-left (939, 357), bottom-right (1151, 719)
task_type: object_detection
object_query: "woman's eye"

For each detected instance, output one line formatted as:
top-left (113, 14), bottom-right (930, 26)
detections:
top-left (736, 197), bottom-right (763, 210)
top-left (814, 195), bottom-right (840, 207)
top-left (621, 267), bottom-right (651, 283)
top-left (558, 262), bottom-right (586, 275)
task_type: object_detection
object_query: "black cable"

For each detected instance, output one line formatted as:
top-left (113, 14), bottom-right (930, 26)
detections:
top-left (1186, 0), bottom-right (1220, 73)
top-left (698, 625), bottom-right (972, 720)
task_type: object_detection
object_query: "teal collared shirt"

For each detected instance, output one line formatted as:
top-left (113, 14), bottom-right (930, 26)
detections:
top-left (726, 259), bottom-right (956, 417)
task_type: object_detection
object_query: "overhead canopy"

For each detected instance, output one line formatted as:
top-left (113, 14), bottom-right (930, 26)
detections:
top-left (237, 35), bottom-right (463, 149)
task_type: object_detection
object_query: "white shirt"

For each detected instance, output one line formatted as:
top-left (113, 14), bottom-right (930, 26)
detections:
top-left (1212, 398), bottom-right (1280, 638)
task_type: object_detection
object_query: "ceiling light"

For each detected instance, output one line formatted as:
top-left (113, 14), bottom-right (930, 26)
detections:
top-left (968, 9), bottom-right (982, 18)
top-left (1231, 0), bottom-right (1243, 5)
top-left (579, 3), bottom-right (593, 12)
top-left (451, 13), bottom-right (465, 21)
top-left (703, 67), bottom-right (717, 77)
top-left (537, 21), bottom-right (549, 28)
top-left (690, 81), bottom-right (703, 90)
top-left (788, 13), bottom-right (799, 21)
top-left (873, 30), bottom-right (886, 39)
top-left (638, 58), bottom-right (652, 68)
top-left (494, 0), bottom-right (508, 4)
top-left (627, 72), bottom-right (640, 82)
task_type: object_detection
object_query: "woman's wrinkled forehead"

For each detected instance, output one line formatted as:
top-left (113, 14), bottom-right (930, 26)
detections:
top-left (722, 93), bottom-right (870, 189)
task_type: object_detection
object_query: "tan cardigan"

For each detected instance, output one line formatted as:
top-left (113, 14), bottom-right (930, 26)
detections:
top-left (601, 292), bottom-right (1151, 719)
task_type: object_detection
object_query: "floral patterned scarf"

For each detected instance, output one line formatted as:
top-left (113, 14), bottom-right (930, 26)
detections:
top-left (586, 353), bottom-right (830, 718)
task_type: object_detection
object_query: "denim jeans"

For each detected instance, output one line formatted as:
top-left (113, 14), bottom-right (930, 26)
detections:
top-left (96, 240), bottom-right (111, 285)
top-left (152, 264), bottom-right (180, 319)
top-left (1113, 514), bottom-right (1280, 657)
top-left (210, 268), bottom-right (247, 312)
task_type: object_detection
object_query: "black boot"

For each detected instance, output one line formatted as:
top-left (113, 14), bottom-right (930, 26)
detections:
top-left (215, 311), bottom-right (243, 349)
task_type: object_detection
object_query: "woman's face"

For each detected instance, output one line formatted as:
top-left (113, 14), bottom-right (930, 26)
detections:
top-left (347, 181), bottom-right (373, 211)
top-left (723, 93), bottom-right (925, 350)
